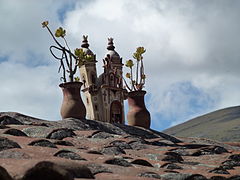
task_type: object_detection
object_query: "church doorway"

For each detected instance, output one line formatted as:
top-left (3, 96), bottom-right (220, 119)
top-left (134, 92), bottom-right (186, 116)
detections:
top-left (110, 101), bottom-right (123, 124)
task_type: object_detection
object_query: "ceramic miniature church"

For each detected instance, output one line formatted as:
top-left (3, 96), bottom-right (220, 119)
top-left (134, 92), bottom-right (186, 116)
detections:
top-left (79, 36), bottom-right (126, 124)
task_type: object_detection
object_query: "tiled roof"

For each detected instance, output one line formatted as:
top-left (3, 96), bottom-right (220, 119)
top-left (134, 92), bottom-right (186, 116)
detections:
top-left (0, 112), bottom-right (240, 180)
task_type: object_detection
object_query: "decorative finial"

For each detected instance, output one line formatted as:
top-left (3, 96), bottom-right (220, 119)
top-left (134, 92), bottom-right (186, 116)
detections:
top-left (107, 37), bottom-right (115, 50)
top-left (81, 35), bottom-right (89, 48)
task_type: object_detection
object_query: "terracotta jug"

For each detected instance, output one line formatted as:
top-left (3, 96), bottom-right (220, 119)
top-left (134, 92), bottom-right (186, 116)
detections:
top-left (127, 90), bottom-right (151, 128)
top-left (59, 82), bottom-right (86, 119)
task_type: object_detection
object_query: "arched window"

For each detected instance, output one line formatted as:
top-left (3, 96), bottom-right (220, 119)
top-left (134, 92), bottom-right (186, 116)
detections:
top-left (115, 77), bottom-right (119, 87)
top-left (95, 105), bottom-right (98, 111)
top-left (110, 101), bottom-right (122, 124)
top-left (110, 73), bottom-right (115, 87)
top-left (91, 72), bottom-right (96, 84)
top-left (102, 75), bottom-right (105, 84)
top-left (82, 74), bottom-right (86, 88)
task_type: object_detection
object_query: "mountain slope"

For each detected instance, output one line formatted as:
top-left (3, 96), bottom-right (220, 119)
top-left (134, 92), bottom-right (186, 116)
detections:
top-left (163, 106), bottom-right (240, 142)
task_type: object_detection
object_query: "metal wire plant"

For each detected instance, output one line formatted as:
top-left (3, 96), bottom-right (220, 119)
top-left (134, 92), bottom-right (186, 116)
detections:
top-left (41, 21), bottom-right (93, 83)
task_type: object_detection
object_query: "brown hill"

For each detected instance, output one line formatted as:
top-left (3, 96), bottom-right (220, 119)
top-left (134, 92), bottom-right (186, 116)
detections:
top-left (163, 106), bottom-right (240, 142)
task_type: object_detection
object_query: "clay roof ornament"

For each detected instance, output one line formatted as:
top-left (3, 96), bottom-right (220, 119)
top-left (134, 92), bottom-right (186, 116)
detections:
top-left (107, 37), bottom-right (115, 51)
top-left (42, 21), bottom-right (87, 120)
top-left (81, 35), bottom-right (89, 48)
top-left (124, 46), bottom-right (151, 129)
top-left (105, 37), bottom-right (122, 64)
top-left (81, 35), bottom-right (94, 56)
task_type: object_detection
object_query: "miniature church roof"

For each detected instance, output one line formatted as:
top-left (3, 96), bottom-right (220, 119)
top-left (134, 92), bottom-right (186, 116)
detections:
top-left (105, 38), bottom-right (122, 64)
top-left (81, 35), bottom-right (94, 56)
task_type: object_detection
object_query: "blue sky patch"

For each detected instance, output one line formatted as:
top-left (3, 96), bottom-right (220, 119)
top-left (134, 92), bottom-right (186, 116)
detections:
top-left (57, 0), bottom-right (96, 23)
top-left (0, 55), bottom-right (9, 63)
top-left (147, 81), bottom-right (217, 131)
top-left (57, 1), bottom-right (76, 23)
top-left (23, 51), bottom-right (50, 68)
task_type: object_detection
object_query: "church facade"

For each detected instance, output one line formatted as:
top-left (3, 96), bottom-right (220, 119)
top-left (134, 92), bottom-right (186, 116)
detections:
top-left (79, 36), bottom-right (126, 124)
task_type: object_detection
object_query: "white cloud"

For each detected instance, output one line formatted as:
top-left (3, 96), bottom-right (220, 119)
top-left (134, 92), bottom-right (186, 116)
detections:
top-left (0, 0), bottom-right (66, 119)
top-left (0, 61), bottom-right (61, 120)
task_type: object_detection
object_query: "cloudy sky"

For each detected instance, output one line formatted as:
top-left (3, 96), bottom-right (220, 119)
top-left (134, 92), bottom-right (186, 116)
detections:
top-left (1, 0), bottom-right (240, 131)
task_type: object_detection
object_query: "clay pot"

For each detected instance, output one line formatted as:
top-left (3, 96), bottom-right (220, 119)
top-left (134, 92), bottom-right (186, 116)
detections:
top-left (59, 82), bottom-right (86, 119)
top-left (127, 90), bottom-right (151, 129)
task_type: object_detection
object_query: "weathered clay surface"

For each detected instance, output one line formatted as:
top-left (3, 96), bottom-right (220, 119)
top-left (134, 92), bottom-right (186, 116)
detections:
top-left (0, 112), bottom-right (240, 180)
